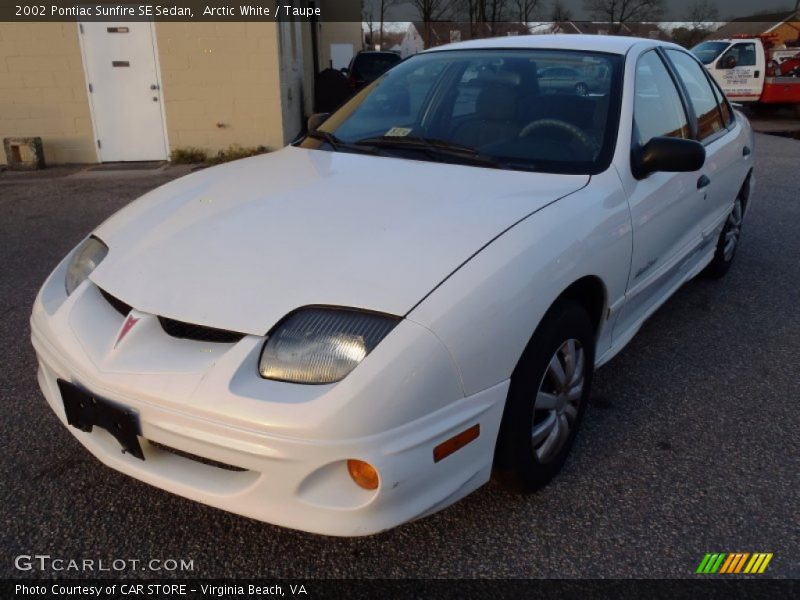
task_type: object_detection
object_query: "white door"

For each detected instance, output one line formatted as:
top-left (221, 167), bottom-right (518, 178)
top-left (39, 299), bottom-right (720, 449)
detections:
top-left (614, 50), bottom-right (708, 338)
top-left (712, 41), bottom-right (764, 102)
top-left (79, 21), bottom-right (168, 162)
top-left (330, 43), bottom-right (354, 70)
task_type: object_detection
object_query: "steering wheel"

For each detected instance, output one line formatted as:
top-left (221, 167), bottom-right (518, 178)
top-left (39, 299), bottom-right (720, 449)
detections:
top-left (518, 118), bottom-right (597, 155)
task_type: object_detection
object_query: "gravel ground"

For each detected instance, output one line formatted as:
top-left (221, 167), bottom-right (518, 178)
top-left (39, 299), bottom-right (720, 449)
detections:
top-left (1, 134), bottom-right (798, 579)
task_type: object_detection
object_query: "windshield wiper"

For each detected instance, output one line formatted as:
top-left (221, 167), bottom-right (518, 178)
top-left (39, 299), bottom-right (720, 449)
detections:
top-left (354, 136), bottom-right (506, 169)
top-left (306, 129), bottom-right (345, 150)
top-left (306, 130), bottom-right (379, 155)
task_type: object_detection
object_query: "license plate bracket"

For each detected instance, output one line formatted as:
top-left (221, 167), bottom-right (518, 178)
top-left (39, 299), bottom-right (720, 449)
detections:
top-left (57, 379), bottom-right (144, 460)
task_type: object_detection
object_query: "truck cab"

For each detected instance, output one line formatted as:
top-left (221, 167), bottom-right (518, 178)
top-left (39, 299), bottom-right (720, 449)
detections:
top-left (692, 38), bottom-right (766, 102)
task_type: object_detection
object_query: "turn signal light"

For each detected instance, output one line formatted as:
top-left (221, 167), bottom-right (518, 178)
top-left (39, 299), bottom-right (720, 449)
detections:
top-left (433, 424), bottom-right (480, 463)
top-left (347, 459), bottom-right (379, 490)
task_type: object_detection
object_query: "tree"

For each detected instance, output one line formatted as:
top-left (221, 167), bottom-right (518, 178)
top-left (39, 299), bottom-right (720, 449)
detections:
top-left (411, 0), bottom-right (451, 22)
top-left (378, 0), bottom-right (401, 49)
top-left (363, 0), bottom-right (376, 49)
top-left (513, 0), bottom-right (541, 23)
top-left (550, 0), bottom-right (573, 23)
top-left (687, 0), bottom-right (718, 25)
top-left (411, 0), bottom-right (451, 47)
top-left (583, 0), bottom-right (665, 34)
top-left (670, 0), bottom-right (719, 48)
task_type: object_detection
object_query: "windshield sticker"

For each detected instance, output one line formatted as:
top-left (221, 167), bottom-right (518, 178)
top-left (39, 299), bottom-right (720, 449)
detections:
top-left (385, 127), bottom-right (412, 137)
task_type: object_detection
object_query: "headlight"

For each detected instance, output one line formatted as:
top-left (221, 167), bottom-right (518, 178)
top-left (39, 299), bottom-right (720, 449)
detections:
top-left (259, 308), bottom-right (400, 384)
top-left (65, 236), bottom-right (108, 295)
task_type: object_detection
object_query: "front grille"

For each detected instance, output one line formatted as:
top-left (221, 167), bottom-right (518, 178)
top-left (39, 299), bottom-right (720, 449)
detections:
top-left (99, 286), bottom-right (244, 344)
top-left (99, 287), bottom-right (132, 316)
top-left (148, 440), bottom-right (248, 472)
top-left (158, 316), bottom-right (246, 344)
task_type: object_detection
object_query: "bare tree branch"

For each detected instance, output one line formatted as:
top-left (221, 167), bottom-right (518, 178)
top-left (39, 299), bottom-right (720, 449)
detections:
top-left (379, 0), bottom-right (402, 49)
top-left (583, 0), bottom-right (665, 33)
top-left (550, 0), bottom-right (574, 23)
top-left (411, 0), bottom-right (452, 46)
top-left (513, 0), bottom-right (540, 23)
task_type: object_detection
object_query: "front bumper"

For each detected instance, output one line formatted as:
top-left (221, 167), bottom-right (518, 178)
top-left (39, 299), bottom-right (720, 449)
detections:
top-left (30, 258), bottom-right (508, 536)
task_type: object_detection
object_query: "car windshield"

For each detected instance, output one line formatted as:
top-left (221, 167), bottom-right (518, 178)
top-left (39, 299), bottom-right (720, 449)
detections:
top-left (299, 49), bottom-right (623, 174)
top-left (691, 41), bottom-right (730, 65)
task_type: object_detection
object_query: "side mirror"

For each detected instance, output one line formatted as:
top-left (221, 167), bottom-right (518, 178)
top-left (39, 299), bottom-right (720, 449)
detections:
top-left (307, 112), bottom-right (330, 133)
top-left (718, 55), bottom-right (736, 69)
top-left (340, 67), bottom-right (349, 75)
top-left (632, 136), bottom-right (706, 179)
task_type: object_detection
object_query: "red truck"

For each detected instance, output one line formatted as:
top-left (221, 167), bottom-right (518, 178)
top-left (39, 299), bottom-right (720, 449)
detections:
top-left (692, 33), bottom-right (800, 115)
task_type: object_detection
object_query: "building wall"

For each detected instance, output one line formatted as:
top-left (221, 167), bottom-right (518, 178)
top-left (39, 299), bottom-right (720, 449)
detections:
top-left (276, 20), bottom-right (306, 144)
top-left (0, 23), bottom-right (96, 165)
top-left (155, 22), bottom-right (286, 155)
top-left (318, 22), bottom-right (363, 69)
top-left (0, 20), bottom-right (363, 165)
top-left (771, 21), bottom-right (800, 44)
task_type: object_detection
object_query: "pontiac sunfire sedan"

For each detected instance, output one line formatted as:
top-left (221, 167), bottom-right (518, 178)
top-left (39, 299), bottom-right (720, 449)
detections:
top-left (32, 36), bottom-right (754, 536)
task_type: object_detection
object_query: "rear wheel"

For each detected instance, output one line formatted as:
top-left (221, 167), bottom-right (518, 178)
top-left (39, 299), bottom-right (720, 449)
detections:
top-left (703, 196), bottom-right (744, 279)
top-left (494, 301), bottom-right (595, 492)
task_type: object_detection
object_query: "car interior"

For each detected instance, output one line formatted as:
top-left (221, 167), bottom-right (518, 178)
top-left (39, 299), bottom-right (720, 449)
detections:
top-left (323, 51), bottom-right (620, 170)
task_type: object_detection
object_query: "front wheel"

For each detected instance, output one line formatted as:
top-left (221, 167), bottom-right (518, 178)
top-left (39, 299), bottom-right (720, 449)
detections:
top-left (494, 301), bottom-right (595, 492)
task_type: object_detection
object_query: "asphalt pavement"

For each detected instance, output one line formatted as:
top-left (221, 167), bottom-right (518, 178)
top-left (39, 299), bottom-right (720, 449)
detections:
top-left (1, 133), bottom-right (798, 579)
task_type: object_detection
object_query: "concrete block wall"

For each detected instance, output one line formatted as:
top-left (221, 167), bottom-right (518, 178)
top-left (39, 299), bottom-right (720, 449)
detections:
top-left (0, 23), bottom-right (96, 165)
top-left (156, 22), bottom-right (286, 155)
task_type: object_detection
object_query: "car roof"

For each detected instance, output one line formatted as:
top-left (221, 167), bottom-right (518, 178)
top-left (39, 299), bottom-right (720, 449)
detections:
top-left (424, 34), bottom-right (678, 55)
top-left (356, 51), bottom-right (401, 56)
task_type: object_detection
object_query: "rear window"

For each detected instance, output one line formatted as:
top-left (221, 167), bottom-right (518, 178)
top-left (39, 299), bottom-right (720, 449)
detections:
top-left (352, 54), bottom-right (402, 79)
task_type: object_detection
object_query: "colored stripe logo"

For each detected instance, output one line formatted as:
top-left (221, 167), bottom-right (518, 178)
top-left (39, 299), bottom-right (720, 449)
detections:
top-left (696, 553), bottom-right (773, 574)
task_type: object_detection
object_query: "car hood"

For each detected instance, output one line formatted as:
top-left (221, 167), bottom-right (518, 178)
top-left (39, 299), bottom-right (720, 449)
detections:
top-left (91, 147), bottom-right (588, 335)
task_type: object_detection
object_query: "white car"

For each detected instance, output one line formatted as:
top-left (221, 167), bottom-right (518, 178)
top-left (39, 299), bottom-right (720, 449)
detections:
top-left (31, 35), bottom-right (754, 536)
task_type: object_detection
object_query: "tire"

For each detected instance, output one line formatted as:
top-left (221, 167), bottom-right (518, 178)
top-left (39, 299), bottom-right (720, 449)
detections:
top-left (575, 82), bottom-right (589, 96)
top-left (494, 300), bottom-right (595, 493)
top-left (703, 195), bottom-right (744, 279)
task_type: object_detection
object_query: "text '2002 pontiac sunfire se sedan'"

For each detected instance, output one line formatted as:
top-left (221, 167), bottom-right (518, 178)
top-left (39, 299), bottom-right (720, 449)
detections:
top-left (32, 35), bottom-right (754, 536)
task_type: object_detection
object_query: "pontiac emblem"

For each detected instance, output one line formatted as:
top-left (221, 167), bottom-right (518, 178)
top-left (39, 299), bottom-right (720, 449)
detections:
top-left (114, 314), bottom-right (140, 348)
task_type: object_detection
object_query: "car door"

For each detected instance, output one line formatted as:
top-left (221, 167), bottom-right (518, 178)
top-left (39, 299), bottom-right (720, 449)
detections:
top-left (613, 49), bottom-right (708, 340)
top-left (664, 49), bottom-right (743, 243)
top-left (715, 42), bottom-right (762, 102)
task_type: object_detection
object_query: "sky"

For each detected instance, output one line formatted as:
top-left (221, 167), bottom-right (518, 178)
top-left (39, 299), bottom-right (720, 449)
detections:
top-left (372, 0), bottom-right (798, 23)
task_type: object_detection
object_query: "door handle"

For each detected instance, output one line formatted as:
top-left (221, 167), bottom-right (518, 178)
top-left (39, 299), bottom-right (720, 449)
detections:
top-left (754, 70), bottom-right (760, 78)
top-left (697, 175), bottom-right (711, 189)
top-left (743, 145), bottom-right (751, 157)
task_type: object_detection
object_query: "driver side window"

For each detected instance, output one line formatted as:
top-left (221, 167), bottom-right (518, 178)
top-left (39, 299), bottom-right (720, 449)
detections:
top-left (633, 51), bottom-right (690, 146)
top-left (721, 43), bottom-right (757, 67)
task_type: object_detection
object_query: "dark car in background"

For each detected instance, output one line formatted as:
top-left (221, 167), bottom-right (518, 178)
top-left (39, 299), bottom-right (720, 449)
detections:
top-left (346, 51), bottom-right (402, 89)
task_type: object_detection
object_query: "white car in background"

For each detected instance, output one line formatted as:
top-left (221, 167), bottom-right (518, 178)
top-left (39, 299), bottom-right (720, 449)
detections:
top-left (31, 35), bottom-right (754, 536)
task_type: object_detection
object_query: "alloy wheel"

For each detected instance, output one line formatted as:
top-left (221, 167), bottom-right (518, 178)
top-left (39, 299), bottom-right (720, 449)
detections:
top-left (531, 338), bottom-right (585, 463)
top-left (724, 198), bottom-right (743, 262)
